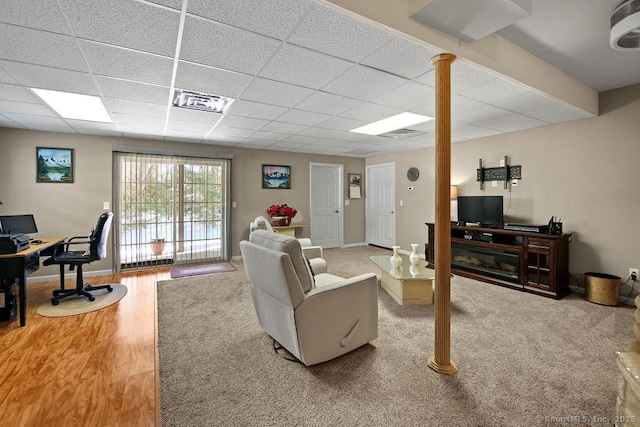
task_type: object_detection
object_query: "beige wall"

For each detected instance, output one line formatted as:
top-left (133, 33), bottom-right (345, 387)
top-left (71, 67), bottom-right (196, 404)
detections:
top-left (367, 83), bottom-right (640, 294)
top-left (0, 129), bottom-right (366, 277)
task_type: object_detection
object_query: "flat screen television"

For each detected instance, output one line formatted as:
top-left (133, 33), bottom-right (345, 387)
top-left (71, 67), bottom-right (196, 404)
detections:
top-left (457, 196), bottom-right (504, 226)
top-left (0, 214), bottom-right (39, 235)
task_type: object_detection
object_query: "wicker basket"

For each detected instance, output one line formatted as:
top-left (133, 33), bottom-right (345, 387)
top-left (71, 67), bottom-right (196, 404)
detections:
top-left (585, 272), bottom-right (621, 306)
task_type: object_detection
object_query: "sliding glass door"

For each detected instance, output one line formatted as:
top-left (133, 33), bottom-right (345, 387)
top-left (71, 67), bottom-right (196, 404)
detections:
top-left (113, 151), bottom-right (231, 271)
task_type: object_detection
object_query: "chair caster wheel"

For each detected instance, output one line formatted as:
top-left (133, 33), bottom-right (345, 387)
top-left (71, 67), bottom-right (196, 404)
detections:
top-left (52, 299), bottom-right (59, 306)
top-left (88, 296), bottom-right (95, 302)
top-left (107, 286), bottom-right (113, 292)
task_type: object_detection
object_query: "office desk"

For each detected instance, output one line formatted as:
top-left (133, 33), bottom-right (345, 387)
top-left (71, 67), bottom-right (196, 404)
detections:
top-left (0, 238), bottom-right (64, 327)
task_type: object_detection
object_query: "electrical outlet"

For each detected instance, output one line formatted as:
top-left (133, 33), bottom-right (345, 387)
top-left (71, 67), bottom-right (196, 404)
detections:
top-left (630, 268), bottom-right (639, 280)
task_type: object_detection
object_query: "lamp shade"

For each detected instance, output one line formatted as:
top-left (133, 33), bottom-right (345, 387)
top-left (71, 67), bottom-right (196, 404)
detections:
top-left (450, 185), bottom-right (458, 199)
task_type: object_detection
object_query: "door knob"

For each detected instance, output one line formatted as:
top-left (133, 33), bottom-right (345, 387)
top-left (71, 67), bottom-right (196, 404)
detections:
top-left (390, 211), bottom-right (394, 214)
top-left (335, 210), bottom-right (339, 213)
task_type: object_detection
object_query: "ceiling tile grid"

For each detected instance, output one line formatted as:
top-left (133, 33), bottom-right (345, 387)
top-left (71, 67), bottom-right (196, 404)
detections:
top-left (0, 0), bottom-right (600, 157)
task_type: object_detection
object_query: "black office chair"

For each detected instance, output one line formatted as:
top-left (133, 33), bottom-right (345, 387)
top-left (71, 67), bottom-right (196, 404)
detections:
top-left (44, 212), bottom-right (114, 305)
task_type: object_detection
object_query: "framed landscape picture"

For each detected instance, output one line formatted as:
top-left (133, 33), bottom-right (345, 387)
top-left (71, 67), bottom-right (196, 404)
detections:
top-left (262, 164), bottom-right (291, 189)
top-left (36, 147), bottom-right (74, 183)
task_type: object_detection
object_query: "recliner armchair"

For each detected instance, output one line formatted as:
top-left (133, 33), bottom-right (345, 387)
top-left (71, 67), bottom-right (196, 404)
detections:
top-left (43, 212), bottom-right (114, 305)
top-left (240, 230), bottom-right (378, 366)
top-left (250, 215), bottom-right (326, 273)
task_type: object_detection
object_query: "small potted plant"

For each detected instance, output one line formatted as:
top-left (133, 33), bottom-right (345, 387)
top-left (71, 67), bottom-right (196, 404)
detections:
top-left (150, 238), bottom-right (166, 255)
top-left (266, 204), bottom-right (297, 226)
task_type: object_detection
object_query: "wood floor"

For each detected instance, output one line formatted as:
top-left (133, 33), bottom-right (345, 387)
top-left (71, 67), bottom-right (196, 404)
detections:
top-left (0, 268), bottom-right (170, 426)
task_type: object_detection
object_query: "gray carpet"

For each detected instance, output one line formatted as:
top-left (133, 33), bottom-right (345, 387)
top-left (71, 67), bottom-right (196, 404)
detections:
top-left (157, 246), bottom-right (635, 427)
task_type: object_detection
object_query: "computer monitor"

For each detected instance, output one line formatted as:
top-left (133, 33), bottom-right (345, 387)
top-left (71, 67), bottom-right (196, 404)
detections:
top-left (0, 214), bottom-right (39, 235)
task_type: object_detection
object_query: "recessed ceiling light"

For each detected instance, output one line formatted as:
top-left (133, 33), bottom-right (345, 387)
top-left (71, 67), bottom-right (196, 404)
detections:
top-left (173, 90), bottom-right (234, 114)
top-left (30, 88), bottom-right (112, 123)
top-left (350, 112), bottom-right (433, 136)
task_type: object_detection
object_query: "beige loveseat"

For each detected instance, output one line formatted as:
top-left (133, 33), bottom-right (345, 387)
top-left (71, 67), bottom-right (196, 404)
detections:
top-left (240, 230), bottom-right (378, 366)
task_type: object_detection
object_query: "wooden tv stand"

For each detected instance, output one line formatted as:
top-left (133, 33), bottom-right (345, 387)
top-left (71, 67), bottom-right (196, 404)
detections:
top-left (425, 223), bottom-right (570, 299)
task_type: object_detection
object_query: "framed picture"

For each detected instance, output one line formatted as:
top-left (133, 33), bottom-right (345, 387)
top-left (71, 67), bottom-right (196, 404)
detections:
top-left (262, 164), bottom-right (291, 189)
top-left (36, 147), bottom-right (74, 183)
top-left (349, 173), bottom-right (362, 198)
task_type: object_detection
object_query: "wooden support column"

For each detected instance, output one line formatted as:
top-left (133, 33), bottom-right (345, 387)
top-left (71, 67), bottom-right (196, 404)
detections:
top-left (428, 53), bottom-right (458, 375)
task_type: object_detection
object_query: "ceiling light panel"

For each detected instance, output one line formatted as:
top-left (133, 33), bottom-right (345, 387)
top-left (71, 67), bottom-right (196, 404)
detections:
top-left (350, 112), bottom-right (433, 135)
top-left (31, 88), bottom-right (112, 122)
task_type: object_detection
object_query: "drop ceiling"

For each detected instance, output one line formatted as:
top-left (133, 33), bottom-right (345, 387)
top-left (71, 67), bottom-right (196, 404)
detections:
top-left (0, 0), bottom-right (631, 158)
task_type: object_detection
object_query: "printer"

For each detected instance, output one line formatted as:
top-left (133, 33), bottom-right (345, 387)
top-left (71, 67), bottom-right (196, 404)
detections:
top-left (0, 234), bottom-right (31, 254)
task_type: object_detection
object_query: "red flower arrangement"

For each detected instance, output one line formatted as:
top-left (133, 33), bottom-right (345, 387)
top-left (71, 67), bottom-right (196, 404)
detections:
top-left (266, 204), bottom-right (297, 219)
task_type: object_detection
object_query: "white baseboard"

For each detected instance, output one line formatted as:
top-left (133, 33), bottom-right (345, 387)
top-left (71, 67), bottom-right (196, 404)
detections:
top-left (27, 269), bottom-right (114, 284)
top-left (231, 255), bottom-right (243, 261)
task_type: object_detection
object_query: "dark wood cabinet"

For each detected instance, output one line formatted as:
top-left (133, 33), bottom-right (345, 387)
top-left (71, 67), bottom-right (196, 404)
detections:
top-left (426, 223), bottom-right (570, 299)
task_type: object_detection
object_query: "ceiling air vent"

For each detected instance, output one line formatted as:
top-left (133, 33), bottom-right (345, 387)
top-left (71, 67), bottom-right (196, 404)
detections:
top-left (378, 128), bottom-right (425, 139)
top-left (173, 90), bottom-right (234, 113)
top-left (611, 0), bottom-right (640, 50)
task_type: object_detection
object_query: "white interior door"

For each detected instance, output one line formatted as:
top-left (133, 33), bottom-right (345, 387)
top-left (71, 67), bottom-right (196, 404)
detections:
top-left (310, 163), bottom-right (343, 248)
top-left (366, 163), bottom-right (395, 248)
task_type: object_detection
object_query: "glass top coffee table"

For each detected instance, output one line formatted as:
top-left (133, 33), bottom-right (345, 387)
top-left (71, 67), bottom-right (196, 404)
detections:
top-left (369, 254), bottom-right (435, 305)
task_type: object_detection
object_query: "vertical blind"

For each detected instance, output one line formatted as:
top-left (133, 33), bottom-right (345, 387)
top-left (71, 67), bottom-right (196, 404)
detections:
top-left (113, 151), bottom-right (231, 271)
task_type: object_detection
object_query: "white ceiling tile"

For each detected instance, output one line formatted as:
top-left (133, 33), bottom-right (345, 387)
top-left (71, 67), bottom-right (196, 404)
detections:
top-left (203, 135), bottom-right (243, 144)
top-left (406, 120), bottom-right (435, 133)
top-left (0, 64), bottom-right (18, 84)
top-left (340, 102), bottom-right (403, 122)
top-left (208, 126), bottom-right (255, 138)
top-left (260, 121), bottom-right (307, 134)
top-left (331, 131), bottom-right (368, 141)
top-left (491, 119), bottom-right (547, 133)
top-left (3, 113), bottom-right (67, 127)
top-left (146, 0), bottom-right (182, 10)
top-left (283, 135), bottom-right (319, 144)
top-left (451, 122), bottom-right (503, 139)
top-left (0, 60), bottom-right (99, 95)
top-left (0, 99), bottom-right (56, 116)
top-left (288, 4), bottom-right (392, 62)
top-left (79, 41), bottom-right (174, 86)
top-left (26, 124), bottom-right (75, 133)
top-left (216, 115), bottom-right (268, 130)
top-left (453, 104), bottom-right (511, 125)
top-left (294, 91), bottom-right (361, 115)
top-left (361, 38), bottom-right (439, 79)
top-left (311, 138), bottom-right (351, 147)
top-left (0, 24), bottom-right (88, 71)
top-left (316, 116), bottom-right (366, 131)
top-left (259, 44), bottom-right (353, 90)
top-left (492, 91), bottom-right (556, 113)
top-left (167, 120), bottom-right (215, 134)
top-left (235, 139), bottom-right (273, 148)
top-left (451, 95), bottom-right (485, 113)
top-left (188, 0), bottom-right (313, 40)
top-left (180, 16), bottom-right (281, 75)
top-left (322, 65), bottom-right (407, 101)
top-left (95, 77), bottom-right (171, 106)
top-left (58, 0), bottom-right (180, 57)
top-left (371, 81), bottom-right (436, 110)
top-left (275, 109), bottom-right (330, 126)
top-left (265, 141), bottom-right (306, 150)
top-left (240, 78), bottom-right (314, 107)
top-left (227, 100), bottom-right (287, 121)
top-left (65, 119), bottom-right (121, 132)
top-left (409, 102), bottom-right (436, 117)
top-left (475, 112), bottom-right (535, 131)
top-left (459, 77), bottom-right (529, 103)
top-left (0, 122), bottom-right (25, 129)
top-left (73, 128), bottom-right (122, 137)
top-left (249, 130), bottom-right (288, 141)
top-left (297, 127), bottom-right (341, 138)
top-left (415, 61), bottom-right (497, 93)
top-left (0, 83), bottom-right (41, 103)
top-left (168, 107), bottom-right (224, 125)
top-left (121, 127), bottom-right (165, 139)
top-left (106, 99), bottom-right (168, 119)
top-left (175, 61), bottom-right (252, 98)
top-left (164, 131), bottom-right (207, 141)
top-left (111, 113), bottom-right (165, 129)
top-left (0, 0), bottom-right (72, 35)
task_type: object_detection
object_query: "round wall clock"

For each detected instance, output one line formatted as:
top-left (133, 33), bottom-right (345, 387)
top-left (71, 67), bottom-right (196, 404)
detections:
top-left (407, 167), bottom-right (420, 181)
